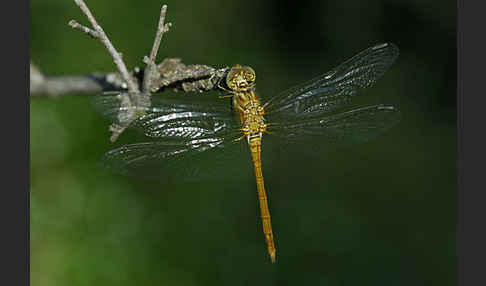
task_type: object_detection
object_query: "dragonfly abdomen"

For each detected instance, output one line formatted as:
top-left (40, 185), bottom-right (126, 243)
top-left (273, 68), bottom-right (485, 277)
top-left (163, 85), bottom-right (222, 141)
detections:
top-left (249, 139), bottom-right (276, 263)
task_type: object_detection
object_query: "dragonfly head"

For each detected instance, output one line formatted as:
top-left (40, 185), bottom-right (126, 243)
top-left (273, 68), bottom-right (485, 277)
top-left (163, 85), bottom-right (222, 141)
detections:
top-left (226, 64), bottom-right (256, 92)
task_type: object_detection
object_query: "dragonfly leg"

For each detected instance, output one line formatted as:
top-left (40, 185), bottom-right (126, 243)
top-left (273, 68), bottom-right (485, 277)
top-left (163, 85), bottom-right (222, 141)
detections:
top-left (217, 80), bottom-right (235, 94)
top-left (233, 134), bottom-right (245, 142)
top-left (263, 123), bottom-right (278, 135)
top-left (235, 104), bottom-right (245, 113)
top-left (218, 93), bottom-right (233, 99)
top-left (262, 100), bottom-right (271, 109)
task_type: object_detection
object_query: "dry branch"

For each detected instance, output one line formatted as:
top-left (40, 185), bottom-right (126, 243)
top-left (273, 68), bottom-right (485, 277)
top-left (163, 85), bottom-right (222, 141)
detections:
top-left (65, 1), bottom-right (173, 141)
top-left (70, 0), bottom-right (138, 95)
top-left (30, 60), bottom-right (229, 97)
top-left (142, 4), bottom-right (172, 94)
top-left (69, 0), bottom-right (145, 141)
top-left (33, 1), bottom-right (229, 142)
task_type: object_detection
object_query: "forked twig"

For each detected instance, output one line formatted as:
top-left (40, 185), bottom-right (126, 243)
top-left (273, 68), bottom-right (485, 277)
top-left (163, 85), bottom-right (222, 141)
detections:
top-left (142, 4), bottom-right (172, 94)
top-left (68, 0), bottom-right (174, 142)
top-left (29, 60), bottom-right (229, 97)
top-left (69, 0), bottom-right (138, 95)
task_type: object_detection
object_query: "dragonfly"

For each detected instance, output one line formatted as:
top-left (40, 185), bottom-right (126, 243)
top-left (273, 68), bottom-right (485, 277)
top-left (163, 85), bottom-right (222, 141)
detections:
top-left (95, 42), bottom-right (400, 263)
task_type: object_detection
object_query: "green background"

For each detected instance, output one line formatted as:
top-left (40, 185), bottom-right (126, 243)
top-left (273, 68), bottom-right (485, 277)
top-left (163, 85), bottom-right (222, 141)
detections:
top-left (30, 0), bottom-right (456, 285)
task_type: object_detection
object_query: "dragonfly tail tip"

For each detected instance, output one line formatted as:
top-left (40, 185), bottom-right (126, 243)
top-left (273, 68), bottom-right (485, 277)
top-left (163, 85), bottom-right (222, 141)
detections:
top-left (270, 252), bottom-right (276, 263)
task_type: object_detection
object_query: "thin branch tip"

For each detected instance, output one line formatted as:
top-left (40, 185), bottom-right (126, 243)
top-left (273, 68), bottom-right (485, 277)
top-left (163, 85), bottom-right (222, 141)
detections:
top-left (164, 23), bottom-right (172, 32)
top-left (67, 0), bottom-right (177, 141)
top-left (160, 4), bottom-right (168, 16)
top-left (35, 3), bottom-right (225, 99)
top-left (69, 19), bottom-right (99, 38)
top-left (141, 2), bottom-right (171, 93)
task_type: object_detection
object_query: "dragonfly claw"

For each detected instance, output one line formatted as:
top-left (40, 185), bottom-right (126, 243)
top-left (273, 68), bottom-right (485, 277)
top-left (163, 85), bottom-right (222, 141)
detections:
top-left (233, 135), bottom-right (245, 142)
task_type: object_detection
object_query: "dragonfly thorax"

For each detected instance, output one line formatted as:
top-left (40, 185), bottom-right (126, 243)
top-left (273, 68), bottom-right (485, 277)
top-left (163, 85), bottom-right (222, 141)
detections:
top-left (232, 90), bottom-right (267, 143)
top-left (242, 116), bottom-right (267, 141)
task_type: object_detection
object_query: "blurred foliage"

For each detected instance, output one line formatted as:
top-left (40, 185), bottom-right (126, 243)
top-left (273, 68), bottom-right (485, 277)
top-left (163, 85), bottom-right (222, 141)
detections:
top-left (30, 0), bottom-right (455, 285)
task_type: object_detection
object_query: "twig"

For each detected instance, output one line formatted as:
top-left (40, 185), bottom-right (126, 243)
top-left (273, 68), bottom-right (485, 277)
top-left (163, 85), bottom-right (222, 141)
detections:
top-left (30, 60), bottom-right (229, 97)
top-left (30, 62), bottom-right (119, 97)
top-left (68, 0), bottom-right (148, 142)
top-left (70, 0), bottom-right (138, 95)
top-left (152, 58), bottom-right (228, 93)
top-left (142, 4), bottom-right (172, 94)
top-left (68, 20), bottom-right (99, 38)
top-left (30, 75), bottom-right (102, 97)
top-left (65, 1), bottom-right (227, 142)
top-left (68, 1), bottom-right (176, 142)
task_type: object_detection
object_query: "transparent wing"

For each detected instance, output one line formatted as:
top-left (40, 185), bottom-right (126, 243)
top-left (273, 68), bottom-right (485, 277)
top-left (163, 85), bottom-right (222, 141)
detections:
top-left (264, 43), bottom-right (399, 119)
top-left (95, 92), bottom-right (250, 180)
top-left (132, 96), bottom-right (238, 140)
top-left (92, 91), bottom-right (137, 123)
top-left (92, 92), bottom-right (239, 140)
top-left (102, 129), bottom-right (248, 180)
top-left (266, 104), bottom-right (401, 146)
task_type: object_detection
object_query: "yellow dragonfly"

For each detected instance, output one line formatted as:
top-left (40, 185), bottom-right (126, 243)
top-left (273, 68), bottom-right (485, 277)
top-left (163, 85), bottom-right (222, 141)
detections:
top-left (97, 42), bottom-right (400, 263)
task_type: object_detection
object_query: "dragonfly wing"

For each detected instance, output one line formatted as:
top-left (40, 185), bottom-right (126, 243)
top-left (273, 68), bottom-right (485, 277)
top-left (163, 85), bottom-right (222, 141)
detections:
top-left (266, 104), bottom-right (400, 146)
top-left (93, 92), bottom-right (239, 140)
top-left (264, 43), bottom-right (399, 119)
top-left (132, 99), bottom-right (237, 140)
top-left (92, 91), bottom-right (140, 123)
top-left (102, 131), bottom-right (246, 180)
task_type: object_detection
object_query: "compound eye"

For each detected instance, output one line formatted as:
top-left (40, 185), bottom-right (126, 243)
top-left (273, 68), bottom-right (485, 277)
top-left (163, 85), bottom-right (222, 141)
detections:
top-left (245, 66), bottom-right (256, 81)
top-left (226, 65), bottom-right (243, 89)
top-left (245, 72), bottom-right (255, 83)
